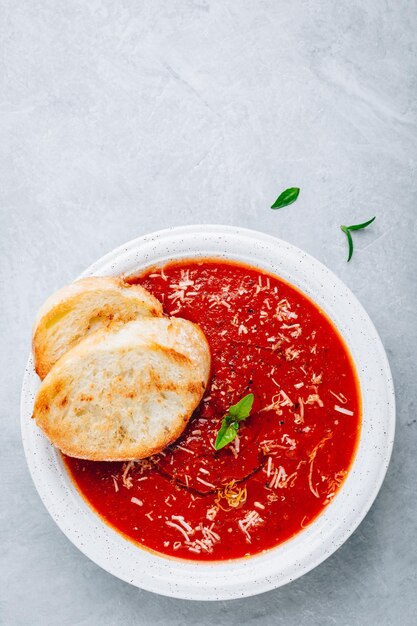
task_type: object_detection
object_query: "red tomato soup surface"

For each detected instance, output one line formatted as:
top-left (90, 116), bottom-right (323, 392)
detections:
top-left (63, 260), bottom-right (361, 561)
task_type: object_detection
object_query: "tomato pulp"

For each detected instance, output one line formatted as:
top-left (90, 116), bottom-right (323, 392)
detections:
top-left (64, 260), bottom-right (361, 561)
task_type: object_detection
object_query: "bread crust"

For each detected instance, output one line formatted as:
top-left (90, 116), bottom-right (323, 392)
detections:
top-left (33, 276), bottom-right (163, 380)
top-left (33, 318), bottom-right (211, 461)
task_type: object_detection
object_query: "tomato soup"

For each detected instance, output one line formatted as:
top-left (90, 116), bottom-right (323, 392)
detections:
top-left (64, 260), bottom-right (361, 561)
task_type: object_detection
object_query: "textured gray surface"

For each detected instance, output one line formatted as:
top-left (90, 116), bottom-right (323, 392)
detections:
top-left (1, 1), bottom-right (416, 624)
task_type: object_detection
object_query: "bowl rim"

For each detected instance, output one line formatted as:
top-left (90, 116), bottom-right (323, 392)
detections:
top-left (21, 224), bottom-right (395, 600)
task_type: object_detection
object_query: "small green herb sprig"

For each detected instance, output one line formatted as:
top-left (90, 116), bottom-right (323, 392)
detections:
top-left (214, 393), bottom-right (254, 451)
top-left (271, 187), bottom-right (300, 209)
top-left (269, 185), bottom-right (377, 261)
top-left (340, 217), bottom-right (376, 262)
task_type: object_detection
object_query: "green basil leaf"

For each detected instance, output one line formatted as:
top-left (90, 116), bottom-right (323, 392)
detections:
top-left (340, 217), bottom-right (375, 261)
top-left (228, 393), bottom-right (254, 421)
top-left (340, 225), bottom-right (354, 262)
top-left (214, 420), bottom-right (239, 450)
top-left (347, 216), bottom-right (376, 231)
top-left (214, 392), bottom-right (255, 451)
top-left (271, 187), bottom-right (300, 209)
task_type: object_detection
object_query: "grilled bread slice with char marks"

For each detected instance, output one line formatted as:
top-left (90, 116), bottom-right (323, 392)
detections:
top-left (33, 276), bottom-right (163, 380)
top-left (33, 317), bottom-right (211, 461)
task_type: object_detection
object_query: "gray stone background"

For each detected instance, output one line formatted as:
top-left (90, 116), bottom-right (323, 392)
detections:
top-left (1, 1), bottom-right (416, 624)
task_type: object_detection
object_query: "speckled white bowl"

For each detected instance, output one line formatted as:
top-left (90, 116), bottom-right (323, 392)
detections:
top-left (21, 225), bottom-right (395, 600)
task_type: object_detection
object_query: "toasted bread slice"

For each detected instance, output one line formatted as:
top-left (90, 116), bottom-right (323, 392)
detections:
top-left (33, 317), bottom-right (211, 460)
top-left (33, 276), bottom-right (163, 380)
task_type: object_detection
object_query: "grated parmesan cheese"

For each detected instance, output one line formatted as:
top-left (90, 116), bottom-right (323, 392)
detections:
top-left (238, 510), bottom-right (264, 542)
top-left (334, 405), bottom-right (354, 416)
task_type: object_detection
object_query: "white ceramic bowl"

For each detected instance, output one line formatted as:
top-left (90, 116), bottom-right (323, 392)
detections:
top-left (21, 225), bottom-right (395, 600)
